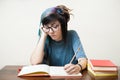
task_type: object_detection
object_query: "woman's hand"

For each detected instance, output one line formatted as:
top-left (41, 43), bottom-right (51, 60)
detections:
top-left (64, 64), bottom-right (81, 74)
top-left (40, 27), bottom-right (47, 37)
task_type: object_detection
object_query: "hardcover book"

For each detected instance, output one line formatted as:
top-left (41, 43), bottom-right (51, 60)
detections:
top-left (89, 59), bottom-right (117, 71)
top-left (88, 59), bottom-right (118, 76)
top-left (88, 64), bottom-right (118, 76)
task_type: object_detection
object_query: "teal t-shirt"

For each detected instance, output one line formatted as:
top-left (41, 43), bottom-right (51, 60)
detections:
top-left (43, 30), bottom-right (87, 66)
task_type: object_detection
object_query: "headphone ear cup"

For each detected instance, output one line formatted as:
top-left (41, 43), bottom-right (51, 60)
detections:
top-left (38, 29), bottom-right (41, 37)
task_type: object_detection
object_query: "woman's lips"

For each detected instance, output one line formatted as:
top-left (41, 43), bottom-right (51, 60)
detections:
top-left (50, 35), bottom-right (56, 37)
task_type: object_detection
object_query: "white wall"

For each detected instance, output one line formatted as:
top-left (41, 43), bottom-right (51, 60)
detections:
top-left (0, 0), bottom-right (120, 69)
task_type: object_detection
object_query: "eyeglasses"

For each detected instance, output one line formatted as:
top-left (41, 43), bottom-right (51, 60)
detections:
top-left (42, 24), bottom-right (59, 33)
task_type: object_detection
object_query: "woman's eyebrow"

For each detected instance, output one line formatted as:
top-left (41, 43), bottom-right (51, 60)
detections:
top-left (47, 23), bottom-right (57, 27)
top-left (51, 22), bottom-right (56, 25)
top-left (45, 21), bottom-right (58, 27)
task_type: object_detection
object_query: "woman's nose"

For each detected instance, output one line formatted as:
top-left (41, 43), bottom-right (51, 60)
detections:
top-left (49, 28), bottom-right (54, 33)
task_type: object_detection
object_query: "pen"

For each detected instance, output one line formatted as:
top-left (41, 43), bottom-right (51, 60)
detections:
top-left (69, 47), bottom-right (80, 64)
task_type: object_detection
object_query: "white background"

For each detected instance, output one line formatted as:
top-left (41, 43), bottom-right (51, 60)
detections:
top-left (0, 0), bottom-right (120, 69)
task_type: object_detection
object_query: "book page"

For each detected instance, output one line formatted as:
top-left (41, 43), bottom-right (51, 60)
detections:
top-left (49, 66), bottom-right (82, 77)
top-left (18, 64), bottom-right (50, 76)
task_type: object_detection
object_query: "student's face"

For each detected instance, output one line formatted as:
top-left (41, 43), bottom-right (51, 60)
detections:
top-left (43, 20), bottom-right (62, 41)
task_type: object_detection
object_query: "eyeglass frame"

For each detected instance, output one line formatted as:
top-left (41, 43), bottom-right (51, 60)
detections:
top-left (41, 24), bottom-right (60, 33)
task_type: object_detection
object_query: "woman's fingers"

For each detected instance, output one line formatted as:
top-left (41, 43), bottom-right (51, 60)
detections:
top-left (64, 64), bottom-right (80, 74)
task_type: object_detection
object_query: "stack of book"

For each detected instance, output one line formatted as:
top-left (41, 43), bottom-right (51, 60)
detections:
top-left (88, 59), bottom-right (118, 76)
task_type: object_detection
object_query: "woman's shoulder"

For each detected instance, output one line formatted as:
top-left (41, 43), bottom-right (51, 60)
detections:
top-left (68, 30), bottom-right (78, 36)
top-left (67, 30), bottom-right (80, 41)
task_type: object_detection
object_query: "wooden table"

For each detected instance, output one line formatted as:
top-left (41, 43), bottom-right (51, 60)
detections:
top-left (0, 65), bottom-right (119, 80)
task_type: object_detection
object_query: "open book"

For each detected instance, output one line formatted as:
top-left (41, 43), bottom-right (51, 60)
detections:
top-left (18, 64), bottom-right (82, 77)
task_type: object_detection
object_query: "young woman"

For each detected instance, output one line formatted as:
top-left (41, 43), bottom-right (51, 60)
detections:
top-left (30, 5), bottom-right (87, 74)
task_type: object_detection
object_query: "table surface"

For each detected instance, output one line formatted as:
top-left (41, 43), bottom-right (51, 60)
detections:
top-left (0, 65), bottom-right (119, 80)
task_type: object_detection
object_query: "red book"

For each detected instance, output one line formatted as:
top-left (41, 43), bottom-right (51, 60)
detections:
top-left (89, 59), bottom-right (117, 72)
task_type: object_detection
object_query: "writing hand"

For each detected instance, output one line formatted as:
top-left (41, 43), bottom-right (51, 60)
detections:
top-left (64, 64), bottom-right (81, 74)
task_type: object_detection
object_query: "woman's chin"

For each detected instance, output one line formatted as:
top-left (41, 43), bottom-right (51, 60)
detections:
top-left (50, 36), bottom-right (62, 41)
top-left (51, 37), bottom-right (61, 41)
top-left (51, 38), bottom-right (57, 41)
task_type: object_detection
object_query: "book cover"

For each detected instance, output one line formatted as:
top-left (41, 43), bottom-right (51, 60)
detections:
top-left (89, 59), bottom-right (117, 71)
top-left (90, 59), bottom-right (116, 67)
top-left (87, 64), bottom-right (118, 77)
top-left (18, 64), bottom-right (82, 77)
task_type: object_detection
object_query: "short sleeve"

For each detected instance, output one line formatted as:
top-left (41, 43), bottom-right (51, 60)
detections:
top-left (71, 30), bottom-right (87, 59)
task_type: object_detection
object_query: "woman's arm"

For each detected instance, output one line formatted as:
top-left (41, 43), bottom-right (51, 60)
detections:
top-left (77, 58), bottom-right (87, 70)
top-left (30, 30), bottom-right (47, 65)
